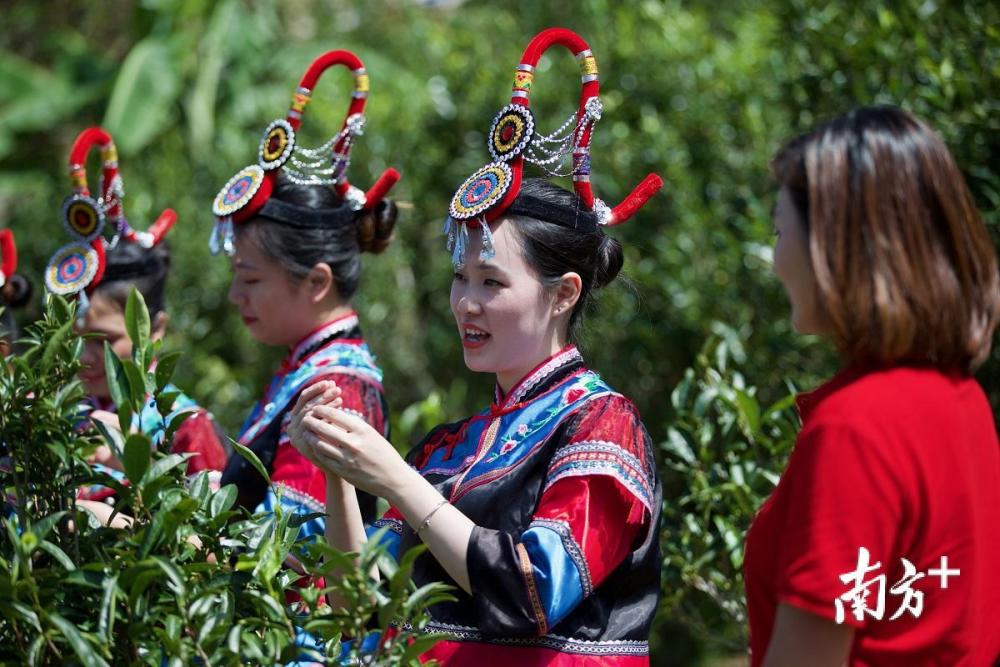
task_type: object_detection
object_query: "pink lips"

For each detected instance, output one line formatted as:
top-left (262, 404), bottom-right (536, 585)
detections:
top-left (461, 323), bottom-right (491, 349)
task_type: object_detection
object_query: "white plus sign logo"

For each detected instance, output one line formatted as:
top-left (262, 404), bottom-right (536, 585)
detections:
top-left (928, 556), bottom-right (960, 589)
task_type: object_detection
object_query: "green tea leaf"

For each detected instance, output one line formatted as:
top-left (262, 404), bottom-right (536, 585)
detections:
top-left (41, 319), bottom-right (73, 371)
top-left (124, 289), bottom-right (151, 360)
top-left (121, 359), bottom-right (147, 407)
top-left (145, 453), bottom-right (189, 483)
top-left (103, 342), bottom-right (129, 410)
top-left (210, 484), bottom-right (237, 517)
top-left (229, 438), bottom-right (270, 485)
top-left (156, 390), bottom-right (181, 415)
top-left (155, 351), bottom-right (183, 391)
top-left (48, 612), bottom-right (110, 667)
top-left (93, 418), bottom-right (125, 460)
top-left (117, 402), bottom-right (133, 438)
top-left (37, 540), bottom-right (76, 571)
top-left (98, 574), bottom-right (119, 641)
top-left (28, 511), bottom-right (67, 542)
top-left (165, 409), bottom-right (194, 441)
top-left (122, 434), bottom-right (151, 484)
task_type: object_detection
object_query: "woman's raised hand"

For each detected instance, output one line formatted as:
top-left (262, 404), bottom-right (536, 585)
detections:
top-left (288, 380), bottom-right (343, 466)
top-left (290, 385), bottom-right (413, 500)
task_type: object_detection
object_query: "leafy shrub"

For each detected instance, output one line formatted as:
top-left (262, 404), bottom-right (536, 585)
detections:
top-left (0, 293), bottom-right (451, 665)
top-left (658, 330), bottom-right (799, 651)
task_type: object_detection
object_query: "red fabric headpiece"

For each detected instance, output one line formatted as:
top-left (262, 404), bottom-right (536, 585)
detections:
top-left (0, 229), bottom-right (17, 288)
top-left (44, 127), bottom-right (176, 303)
top-left (444, 28), bottom-right (664, 266)
top-left (210, 50), bottom-right (401, 255)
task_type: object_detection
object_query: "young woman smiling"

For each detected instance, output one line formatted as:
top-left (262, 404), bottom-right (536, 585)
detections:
top-left (288, 29), bottom-right (665, 666)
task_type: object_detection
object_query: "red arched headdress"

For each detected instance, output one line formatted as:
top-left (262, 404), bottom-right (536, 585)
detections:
top-left (45, 127), bottom-right (176, 310)
top-left (444, 28), bottom-right (664, 266)
top-left (210, 50), bottom-right (401, 256)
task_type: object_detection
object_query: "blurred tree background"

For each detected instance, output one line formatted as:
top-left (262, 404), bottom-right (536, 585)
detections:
top-left (1, 0), bottom-right (997, 664)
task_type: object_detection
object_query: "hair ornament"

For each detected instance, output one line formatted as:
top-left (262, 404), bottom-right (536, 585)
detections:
top-left (443, 28), bottom-right (664, 267)
top-left (210, 50), bottom-right (400, 255)
top-left (44, 127), bottom-right (176, 318)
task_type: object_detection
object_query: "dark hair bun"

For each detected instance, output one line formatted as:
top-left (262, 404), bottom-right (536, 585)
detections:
top-left (593, 234), bottom-right (624, 289)
top-left (2, 273), bottom-right (33, 309)
top-left (356, 198), bottom-right (397, 255)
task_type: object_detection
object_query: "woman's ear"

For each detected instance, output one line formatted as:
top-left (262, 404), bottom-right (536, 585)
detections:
top-left (151, 311), bottom-right (169, 342)
top-left (552, 272), bottom-right (583, 317)
top-left (306, 263), bottom-right (336, 304)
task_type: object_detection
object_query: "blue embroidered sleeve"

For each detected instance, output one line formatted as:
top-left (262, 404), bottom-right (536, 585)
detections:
top-left (256, 486), bottom-right (327, 541)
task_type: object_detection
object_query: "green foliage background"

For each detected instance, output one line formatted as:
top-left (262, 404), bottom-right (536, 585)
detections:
top-left (2, 1), bottom-right (998, 663)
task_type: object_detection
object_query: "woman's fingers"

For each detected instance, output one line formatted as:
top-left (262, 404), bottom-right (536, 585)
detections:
top-left (308, 433), bottom-right (350, 473)
top-left (318, 407), bottom-right (370, 434)
top-left (302, 414), bottom-right (353, 446)
top-left (310, 404), bottom-right (350, 423)
top-left (292, 381), bottom-right (336, 415)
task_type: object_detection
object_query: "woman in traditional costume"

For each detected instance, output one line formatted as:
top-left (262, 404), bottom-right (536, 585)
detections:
top-left (289, 28), bottom-right (664, 666)
top-left (210, 50), bottom-right (400, 537)
top-left (43, 127), bottom-right (228, 502)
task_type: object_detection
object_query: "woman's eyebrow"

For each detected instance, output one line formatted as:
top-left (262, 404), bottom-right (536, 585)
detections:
top-left (474, 261), bottom-right (506, 274)
top-left (232, 259), bottom-right (260, 270)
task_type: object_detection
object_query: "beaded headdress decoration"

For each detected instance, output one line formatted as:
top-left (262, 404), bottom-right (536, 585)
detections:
top-left (210, 50), bottom-right (400, 255)
top-left (44, 127), bottom-right (176, 315)
top-left (444, 27), bottom-right (663, 267)
top-left (0, 229), bottom-right (16, 290)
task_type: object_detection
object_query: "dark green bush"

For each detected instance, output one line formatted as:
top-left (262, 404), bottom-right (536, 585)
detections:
top-left (0, 293), bottom-right (451, 665)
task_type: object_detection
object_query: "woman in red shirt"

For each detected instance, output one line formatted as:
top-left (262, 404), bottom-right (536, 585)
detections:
top-left (745, 106), bottom-right (1000, 666)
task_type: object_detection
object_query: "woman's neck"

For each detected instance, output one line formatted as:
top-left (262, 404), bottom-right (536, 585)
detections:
top-left (495, 333), bottom-right (569, 396)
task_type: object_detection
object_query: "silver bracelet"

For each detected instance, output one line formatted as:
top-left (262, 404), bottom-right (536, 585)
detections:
top-left (416, 499), bottom-right (449, 535)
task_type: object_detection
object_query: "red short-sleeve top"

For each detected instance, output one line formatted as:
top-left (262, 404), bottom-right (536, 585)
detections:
top-left (744, 366), bottom-right (1000, 667)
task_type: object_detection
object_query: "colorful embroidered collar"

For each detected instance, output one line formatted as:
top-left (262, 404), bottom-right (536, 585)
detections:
top-left (239, 313), bottom-right (380, 446)
top-left (494, 344), bottom-right (585, 408)
top-left (287, 311), bottom-right (361, 368)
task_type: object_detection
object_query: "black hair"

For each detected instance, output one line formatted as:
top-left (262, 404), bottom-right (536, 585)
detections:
top-left (1, 273), bottom-right (33, 310)
top-left (238, 174), bottom-right (397, 300)
top-left (93, 240), bottom-right (170, 317)
top-left (508, 178), bottom-right (624, 341)
top-left (1, 273), bottom-right (32, 350)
